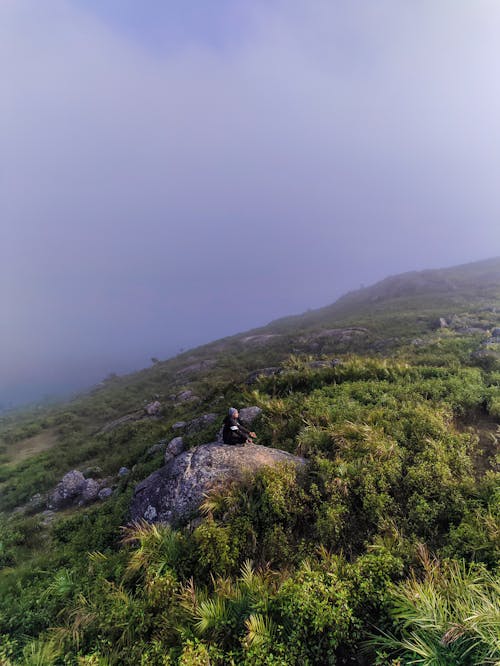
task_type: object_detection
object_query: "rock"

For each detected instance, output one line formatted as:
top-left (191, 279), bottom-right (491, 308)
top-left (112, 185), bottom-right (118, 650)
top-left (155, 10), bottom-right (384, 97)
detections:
top-left (165, 436), bottom-right (185, 463)
top-left (143, 505), bottom-right (158, 521)
top-left (246, 367), bottom-right (282, 385)
top-left (118, 466), bottom-right (130, 477)
top-left (130, 443), bottom-right (306, 526)
top-left (80, 478), bottom-right (101, 504)
top-left (176, 359), bottom-right (217, 375)
top-left (185, 413), bottom-right (217, 435)
top-left (172, 422), bottom-right (187, 432)
top-left (98, 487), bottom-right (113, 501)
top-left (177, 390), bottom-right (198, 402)
top-left (145, 401), bottom-right (162, 416)
top-left (491, 327), bottom-right (500, 337)
top-left (238, 406), bottom-right (262, 425)
top-left (48, 470), bottom-right (86, 509)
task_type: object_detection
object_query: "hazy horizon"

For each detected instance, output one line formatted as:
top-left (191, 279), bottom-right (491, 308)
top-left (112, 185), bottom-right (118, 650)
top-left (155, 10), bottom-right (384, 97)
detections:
top-left (3, 1), bottom-right (500, 408)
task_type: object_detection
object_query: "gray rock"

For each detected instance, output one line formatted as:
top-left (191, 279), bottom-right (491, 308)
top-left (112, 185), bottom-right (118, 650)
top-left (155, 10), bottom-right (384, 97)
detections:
top-left (177, 390), bottom-right (198, 402)
top-left (48, 470), bottom-right (86, 509)
top-left (165, 436), bottom-right (185, 464)
top-left (80, 478), bottom-right (101, 504)
top-left (166, 436), bottom-right (185, 457)
top-left (172, 421), bottom-right (187, 430)
top-left (98, 487), bottom-right (113, 500)
top-left (238, 406), bottom-right (262, 425)
top-left (145, 401), bottom-right (162, 416)
top-left (118, 466), bottom-right (130, 477)
top-left (143, 505), bottom-right (158, 521)
top-left (130, 443), bottom-right (306, 525)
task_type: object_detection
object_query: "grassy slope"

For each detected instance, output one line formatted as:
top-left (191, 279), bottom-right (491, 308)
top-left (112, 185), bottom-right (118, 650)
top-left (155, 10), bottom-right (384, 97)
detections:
top-left (0, 258), bottom-right (499, 664)
top-left (1, 257), bottom-right (499, 512)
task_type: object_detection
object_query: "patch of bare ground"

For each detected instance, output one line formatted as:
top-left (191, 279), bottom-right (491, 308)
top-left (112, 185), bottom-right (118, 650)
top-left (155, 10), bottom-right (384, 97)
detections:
top-left (6, 429), bottom-right (59, 465)
top-left (455, 410), bottom-right (499, 476)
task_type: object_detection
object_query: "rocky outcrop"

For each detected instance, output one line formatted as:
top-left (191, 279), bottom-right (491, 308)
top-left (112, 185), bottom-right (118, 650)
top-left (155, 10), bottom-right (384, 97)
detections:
top-left (48, 470), bottom-right (116, 510)
top-left (176, 390), bottom-right (200, 403)
top-left (130, 443), bottom-right (306, 525)
top-left (48, 470), bottom-right (87, 509)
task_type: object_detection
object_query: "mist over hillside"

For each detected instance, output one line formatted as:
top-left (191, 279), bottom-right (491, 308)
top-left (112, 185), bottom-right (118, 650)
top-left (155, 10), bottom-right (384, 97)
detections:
top-left (4, 256), bottom-right (499, 413)
top-left (1, 257), bottom-right (499, 665)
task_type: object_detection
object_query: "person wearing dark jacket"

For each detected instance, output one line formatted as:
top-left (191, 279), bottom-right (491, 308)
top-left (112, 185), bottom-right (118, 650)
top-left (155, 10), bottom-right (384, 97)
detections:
top-left (222, 407), bottom-right (256, 445)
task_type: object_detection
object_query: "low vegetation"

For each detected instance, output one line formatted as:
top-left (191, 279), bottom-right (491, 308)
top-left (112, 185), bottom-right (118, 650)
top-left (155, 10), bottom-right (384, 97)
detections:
top-left (1, 262), bottom-right (499, 664)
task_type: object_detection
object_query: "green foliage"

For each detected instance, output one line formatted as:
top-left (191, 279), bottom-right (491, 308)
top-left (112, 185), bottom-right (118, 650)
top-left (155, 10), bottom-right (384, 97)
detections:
top-left (369, 548), bottom-right (500, 665)
top-left (1, 286), bottom-right (500, 663)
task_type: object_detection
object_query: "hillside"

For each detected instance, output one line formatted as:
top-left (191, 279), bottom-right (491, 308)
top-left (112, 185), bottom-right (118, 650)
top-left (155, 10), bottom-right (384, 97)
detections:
top-left (0, 257), bottom-right (499, 665)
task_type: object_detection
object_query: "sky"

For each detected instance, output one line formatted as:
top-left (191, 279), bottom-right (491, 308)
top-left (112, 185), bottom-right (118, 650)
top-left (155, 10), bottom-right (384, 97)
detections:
top-left (2, 0), bottom-right (500, 408)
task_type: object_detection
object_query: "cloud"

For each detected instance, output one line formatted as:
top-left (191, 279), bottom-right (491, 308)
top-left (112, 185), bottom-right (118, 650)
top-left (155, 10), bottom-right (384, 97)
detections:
top-left (2, 0), bottom-right (500, 404)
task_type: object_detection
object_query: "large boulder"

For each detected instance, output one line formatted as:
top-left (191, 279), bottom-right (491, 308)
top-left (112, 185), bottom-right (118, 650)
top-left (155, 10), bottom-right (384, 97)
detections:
top-left (130, 443), bottom-right (306, 525)
top-left (80, 478), bottom-right (101, 504)
top-left (238, 406), bottom-right (262, 425)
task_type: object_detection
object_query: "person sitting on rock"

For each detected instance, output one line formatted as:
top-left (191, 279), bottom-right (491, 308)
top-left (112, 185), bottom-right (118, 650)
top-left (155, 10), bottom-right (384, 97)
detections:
top-left (222, 407), bottom-right (256, 446)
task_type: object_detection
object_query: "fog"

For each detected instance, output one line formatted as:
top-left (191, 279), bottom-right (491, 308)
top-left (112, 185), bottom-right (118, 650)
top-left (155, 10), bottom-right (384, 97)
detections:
top-left (2, 0), bottom-right (500, 407)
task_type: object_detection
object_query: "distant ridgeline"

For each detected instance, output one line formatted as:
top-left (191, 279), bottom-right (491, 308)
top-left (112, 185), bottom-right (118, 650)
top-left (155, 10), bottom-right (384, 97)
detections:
top-left (0, 257), bottom-right (499, 665)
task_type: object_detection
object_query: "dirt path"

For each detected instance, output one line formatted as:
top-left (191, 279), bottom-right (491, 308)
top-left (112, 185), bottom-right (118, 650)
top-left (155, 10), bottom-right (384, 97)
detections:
top-left (6, 429), bottom-right (59, 465)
